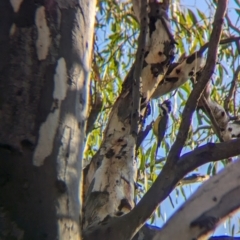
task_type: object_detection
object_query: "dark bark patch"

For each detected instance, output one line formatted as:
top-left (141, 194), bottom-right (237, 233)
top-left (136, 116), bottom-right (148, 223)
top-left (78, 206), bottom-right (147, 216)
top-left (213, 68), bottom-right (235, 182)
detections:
top-left (55, 179), bottom-right (67, 193)
top-left (166, 62), bottom-right (179, 75)
top-left (121, 151), bottom-right (126, 156)
top-left (212, 196), bottom-right (217, 202)
top-left (228, 127), bottom-right (232, 132)
top-left (105, 149), bottom-right (115, 158)
top-left (101, 215), bottom-right (111, 225)
top-left (37, 64), bottom-right (55, 127)
top-left (14, 0), bottom-right (37, 27)
top-left (115, 211), bottom-right (124, 216)
top-left (96, 160), bottom-right (101, 167)
top-left (118, 198), bottom-right (132, 211)
top-left (142, 60), bottom-right (148, 69)
top-left (0, 0), bottom-right (14, 72)
top-left (149, 17), bottom-right (157, 36)
top-left (21, 139), bottom-right (34, 150)
top-left (151, 63), bottom-right (164, 77)
top-left (141, 97), bottom-right (147, 105)
top-left (175, 68), bottom-right (181, 74)
top-left (186, 53), bottom-right (197, 64)
top-left (188, 71), bottom-right (194, 76)
top-left (190, 216), bottom-right (218, 230)
top-left (144, 51), bottom-right (149, 59)
top-left (165, 77), bottom-right (179, 82)
top-left (0, 144), bottom-right (20, 154)
top-left (221, 111), bottom-right (225, 116)
top-left (16, 88), bottom-right (23, 96)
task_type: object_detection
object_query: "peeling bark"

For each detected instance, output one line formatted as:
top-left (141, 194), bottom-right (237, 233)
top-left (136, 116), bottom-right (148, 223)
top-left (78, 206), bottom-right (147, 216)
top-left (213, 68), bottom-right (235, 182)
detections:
top-left (153, 158), bottom-right (240, 240)
top-left (83, 1), bottom-right (175, 232)
top-left (0, 0), bottom-right (96, 239)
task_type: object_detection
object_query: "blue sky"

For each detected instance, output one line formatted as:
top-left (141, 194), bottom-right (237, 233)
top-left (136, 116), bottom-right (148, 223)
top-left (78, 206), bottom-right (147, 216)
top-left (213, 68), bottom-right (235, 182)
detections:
top-left (95, 0), bottom-right (240, 237)
top-left (148, 0), bottom-right (240, 237)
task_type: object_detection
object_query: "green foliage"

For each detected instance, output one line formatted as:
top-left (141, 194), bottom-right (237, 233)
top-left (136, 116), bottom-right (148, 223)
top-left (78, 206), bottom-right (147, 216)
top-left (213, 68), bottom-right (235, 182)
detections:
top-left (86, 0), bottom-right (240, 235)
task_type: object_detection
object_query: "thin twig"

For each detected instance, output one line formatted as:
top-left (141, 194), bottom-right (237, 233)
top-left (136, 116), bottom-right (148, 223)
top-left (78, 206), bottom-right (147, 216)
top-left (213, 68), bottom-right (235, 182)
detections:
top-left (226, 15), bottom-right (240, 34)
top-left (137, 122), bottom-right (153, 149)
top-left (166, 1), bottom-right (227, 165)
top-left (224, 65), bottom-right (240, 113)
top-left (201, 96), bottom-right (224, 142)
top-left (131, 0), bottom-right (148, 137)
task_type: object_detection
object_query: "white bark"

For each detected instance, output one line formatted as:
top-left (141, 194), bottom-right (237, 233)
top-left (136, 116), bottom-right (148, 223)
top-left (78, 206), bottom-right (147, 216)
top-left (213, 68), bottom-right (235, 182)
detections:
top-left (152, 53), bottom-right (205, 98)
top-left (83, 1), bottom-right (175, 231)
top-left (153, 158), bottom-right (240, 240)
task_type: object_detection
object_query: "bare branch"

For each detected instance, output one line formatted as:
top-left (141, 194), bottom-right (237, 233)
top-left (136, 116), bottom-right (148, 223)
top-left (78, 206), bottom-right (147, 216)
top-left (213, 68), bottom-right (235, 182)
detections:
top-left (131, 0), bottom-right (148, 136)
top-left (224, 65), bottom-right (240, 113)
top-left (128, 138), bottom-right (240, 238)
top-left (152, 36), bottom-right (240, 99)
top-left (153, 158), bottom-right (240, 240)
top-left (132, 224), bottom-right (240, 240)
top-left (86, 93), bottom-right (103, 135)
top-left (178, 174), bottom-right (209, 186)
top-left (83, 137), bottom-right (240, 240)
top-left (166, 0), bottom-right (228, 165)
top-left (200, 95), bottom-right (225, 141)
top-left (226, 15), bottom-right (240, 35)
top-left (199, 36), bottom-right (240, 54)
top-left (136, 122), bottom-right (153, 148)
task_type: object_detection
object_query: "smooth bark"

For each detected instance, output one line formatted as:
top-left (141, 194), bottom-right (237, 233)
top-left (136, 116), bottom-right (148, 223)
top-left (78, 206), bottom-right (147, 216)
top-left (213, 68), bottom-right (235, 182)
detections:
top-left (0, 0), bottom-right (96, 239)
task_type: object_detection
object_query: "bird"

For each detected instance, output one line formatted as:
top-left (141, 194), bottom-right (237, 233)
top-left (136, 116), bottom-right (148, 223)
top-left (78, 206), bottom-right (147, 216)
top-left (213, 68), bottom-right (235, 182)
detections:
top-left (152, 100), bottom-right (171, 157)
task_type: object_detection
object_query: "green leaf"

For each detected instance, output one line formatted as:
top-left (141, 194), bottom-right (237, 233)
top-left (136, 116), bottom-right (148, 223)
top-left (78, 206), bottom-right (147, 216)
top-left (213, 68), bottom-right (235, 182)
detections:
top-left (180, 186), bottom-right (187, 201)
top-left (197, 9), bottom-right (207, 20)
top-left (235, 9), bottom-right (240, 15)
top-left (188, 9), bottom-right (198, 25)
top-left (207, 163), bottom-right (212, 175)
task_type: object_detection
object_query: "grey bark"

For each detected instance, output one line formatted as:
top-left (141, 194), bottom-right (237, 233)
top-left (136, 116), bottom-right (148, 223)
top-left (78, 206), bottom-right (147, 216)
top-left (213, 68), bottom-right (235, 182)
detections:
top-left (0, 0), bottom-right (96, 239)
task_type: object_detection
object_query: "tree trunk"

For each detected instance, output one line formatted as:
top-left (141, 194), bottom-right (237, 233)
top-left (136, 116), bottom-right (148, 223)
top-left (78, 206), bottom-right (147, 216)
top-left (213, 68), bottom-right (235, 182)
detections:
top-left (0, 1), bottom-right (96, 239)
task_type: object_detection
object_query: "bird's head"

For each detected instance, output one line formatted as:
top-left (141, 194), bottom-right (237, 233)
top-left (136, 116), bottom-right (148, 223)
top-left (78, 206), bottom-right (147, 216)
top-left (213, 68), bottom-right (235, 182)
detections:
top-left (159, 100), bottom-right (171, 115)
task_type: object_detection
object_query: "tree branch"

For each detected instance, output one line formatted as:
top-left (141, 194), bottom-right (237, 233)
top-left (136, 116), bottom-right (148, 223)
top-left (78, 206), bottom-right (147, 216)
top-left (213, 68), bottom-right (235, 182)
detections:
top-left (117, 3), bottom-right (229, 239)
top-left (177, 139), bottom-right (240, 173)
top-left (199, 36), bottom-right (240, 54)
top-left (200, 95), bottom-right (225, 141)
top-left (132, 224), bottom-right (240, 240)
top-left (136, 122), bottom-right (153, 149)
top-left (131, 0), bottom-right (148, 137)
top-left (153, 158), bottom-right (240, 240)
top-left (127, 137), bottom-right (240, 238)
top-left (166, 0), bottom-right (228, 165)
top-left (152, 35), bottom-right (240, 99)
top-left (224, 65), bottom-right (240, 113)
top-left (226, 15), bottom-right (240, 35)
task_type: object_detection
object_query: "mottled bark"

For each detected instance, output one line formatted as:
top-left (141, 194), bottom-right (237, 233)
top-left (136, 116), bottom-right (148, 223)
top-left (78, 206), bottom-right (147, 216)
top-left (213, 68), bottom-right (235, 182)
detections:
top-left (154, 158), bottom-right (240, 240)
top-left (83, 1), bottom-right (175, 233)
top-left (0, 0), bottom-right (96, 239)
top-left (133, 224), bottom-right (240, 240)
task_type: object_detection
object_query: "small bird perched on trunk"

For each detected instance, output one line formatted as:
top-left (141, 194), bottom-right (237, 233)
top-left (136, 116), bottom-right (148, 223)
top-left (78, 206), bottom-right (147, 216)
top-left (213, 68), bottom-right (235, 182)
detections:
top-left (152, 100), bottom-right (171, 157)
